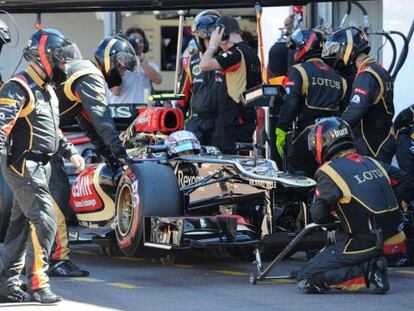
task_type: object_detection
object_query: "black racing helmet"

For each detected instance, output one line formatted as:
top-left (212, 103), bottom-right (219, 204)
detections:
top-left (322, 26), bottom-right (370, 69)
top-left (286, 28), bottom-right (325, 63)
top-left (192, 10), bottom-right (221, 53)
top-left (24, 28), bottom-right (80, 84)
top-left (94, 35), bottom-right (136, 88)
top-left (308, 117), bottom-right (355, 164)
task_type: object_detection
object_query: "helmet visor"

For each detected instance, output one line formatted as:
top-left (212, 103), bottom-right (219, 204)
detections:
top-left (321, 40), bottom-right (341, 59)
top-left (62, 43), bottom-right (82, 61)
top-left (116, 52), bottom-right (136, 71)
top-left (286, 29), bottom-right (303, 49)
top-left (307, 125), bottom-right (317, 152)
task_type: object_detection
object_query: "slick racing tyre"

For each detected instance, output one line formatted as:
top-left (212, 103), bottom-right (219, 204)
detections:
top-left (0, 170), bottom-right (12, 242)
top-left (115, 162), bottom-right (181, 256)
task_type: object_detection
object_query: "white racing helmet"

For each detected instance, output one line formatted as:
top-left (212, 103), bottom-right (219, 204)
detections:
top-left (165, 130), bottom-right (201, 158)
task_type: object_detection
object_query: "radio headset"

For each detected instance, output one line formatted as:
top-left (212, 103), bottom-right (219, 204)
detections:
top-left (215, 18), bottom-right (230, 41)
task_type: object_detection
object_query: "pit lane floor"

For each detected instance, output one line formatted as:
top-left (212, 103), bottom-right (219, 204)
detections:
top-left (1, 244), bottom-right (414, 311)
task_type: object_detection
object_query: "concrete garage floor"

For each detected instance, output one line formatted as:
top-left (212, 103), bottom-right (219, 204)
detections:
top-left (1, 244), bottom-right (414, 311)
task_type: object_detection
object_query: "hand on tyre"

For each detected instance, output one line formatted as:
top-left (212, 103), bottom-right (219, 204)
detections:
top-left (275, 128), bottom-right (287, 157)
top-left (70, 154), bottom-right (85, 174)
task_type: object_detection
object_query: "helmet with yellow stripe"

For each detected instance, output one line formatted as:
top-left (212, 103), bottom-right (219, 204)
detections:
top-left (94, 35), bottom-right (136, 88)
top-left (322, 26), bottom-right (370, 69)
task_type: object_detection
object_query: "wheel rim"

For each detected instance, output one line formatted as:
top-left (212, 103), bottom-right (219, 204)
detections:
top-left (116, 183), bottom-right (135, 237)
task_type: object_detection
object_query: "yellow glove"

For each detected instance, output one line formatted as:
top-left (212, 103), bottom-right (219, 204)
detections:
top-left (275, 128), bottom-right (287, 157)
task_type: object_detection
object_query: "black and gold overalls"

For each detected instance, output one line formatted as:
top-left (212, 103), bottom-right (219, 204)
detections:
top-left (297, 153), bottom-right (404, 291)
top-left (178, 53), bottom-right (222, 147)
top-left (50, 59), bottom-right (126, 261)
top-left (0, 67), bottom-right (76, 294)
top-left (342, 57), bottom-right (395, 163)
top-left (277, 58), bottom-right (347, 177)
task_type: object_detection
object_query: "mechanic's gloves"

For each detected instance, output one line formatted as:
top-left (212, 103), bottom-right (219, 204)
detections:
top-left (117, 153), bottom-right (134, 167)
top-left (275, 128), bottom-right (287, 157)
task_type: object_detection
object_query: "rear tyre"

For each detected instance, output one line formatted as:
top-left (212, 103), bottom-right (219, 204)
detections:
top-left (115, 162), bottom-right (181, 256)
top-left (0, 170), bottom-right (12, 242)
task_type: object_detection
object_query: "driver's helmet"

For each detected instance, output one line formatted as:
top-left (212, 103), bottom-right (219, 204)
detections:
top-left (308, 117), bottom-right (354, 164)
top-left (165, 130), bottom-right (201, 158)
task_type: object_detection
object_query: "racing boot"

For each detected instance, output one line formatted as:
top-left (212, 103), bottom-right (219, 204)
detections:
top-left (368, 257), bottom-right (390, 294)
top-left (31, 288), bottom-right (62, 304)
top-left (48, 260), bottom-right (89, 277)
top-left (297, 279), bottom-right (327, 294)
top-left (0, 286), bottom-right (31, 303)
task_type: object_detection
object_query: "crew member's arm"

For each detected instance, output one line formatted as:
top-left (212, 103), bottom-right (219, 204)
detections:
top-left (176, 55), bottom-right (192, 115)
top-left (342, 72), bottom-right (379, 127)
top-left (73, 74), bottom-right (126, 158)
top-left (199, 27), bottom-right (224, 72)
top-left (57, 129), bottom-right (85, 173)
top-left (140, 56), bottom-right (162, 84)
top-left (310, 170), bottom-right (342, 224)
top-left (75, 113), bottom-right (115, 161)
top-left (57, 130), bottom-right (77, 160)
top-left (0, 82), bottom-right (26, 154)
top-left (276, 67), bottom-right (303, 131)
top-left (380, 162), bottom-right (414, 203)
top-left (393, 105), bottom-right (414, 137)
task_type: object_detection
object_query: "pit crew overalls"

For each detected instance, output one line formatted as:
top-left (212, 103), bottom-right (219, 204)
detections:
top-left (178, 53), bottom-right (222, 147)
top-left (214, 42), bottom-right (261, 155)
top-left (277, 58), bottom-right (347, 177)
top-left (297, 153), bottom-right (404, 292)
top-left (50, 59), bottom-right (127, 261)
top-left (394, 104), bottom-right (414, 176)
top-left (0, 67), bottom-right (77, 293)
top-left (342, 57), bottom-right (396, 164)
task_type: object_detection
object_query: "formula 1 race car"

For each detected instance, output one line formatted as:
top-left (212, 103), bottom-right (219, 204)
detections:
top-left (0, 98), bottom-right (318, 259)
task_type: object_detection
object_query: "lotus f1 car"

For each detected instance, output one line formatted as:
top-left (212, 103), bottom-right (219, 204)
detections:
top-left (0, 100), bottom-right (318, 258)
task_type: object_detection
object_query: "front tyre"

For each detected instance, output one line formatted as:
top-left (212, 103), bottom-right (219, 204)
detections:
top-left (115, 162), bottom-right (181, 256)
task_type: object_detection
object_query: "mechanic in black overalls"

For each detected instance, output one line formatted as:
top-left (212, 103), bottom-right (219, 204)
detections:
top-left (0, 17), bottom-right (11, 88)
top-left (199, 16), bottom-right (261, 155)
top-left (48, 35), bottom-right (135, 277)
top-left (275, 28), bottom-right (347, 177)
top-left (297, 117), bottom-right (406, 294)
top-left (178, 11), bottom-right (223, 148)
top-left (0, 29), bottom-right (84, 304)
top-left (323, 27), bottom-right (396, 164)
top-left (394, 104), bottom-right (414, 176)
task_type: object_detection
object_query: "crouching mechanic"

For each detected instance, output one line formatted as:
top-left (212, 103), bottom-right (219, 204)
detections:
top-left (297, 117), bottom-right (406, 294)
top-left (48, 35), bottom-right (136, 277)
top-left (0, 28), bottom-right (84, 303)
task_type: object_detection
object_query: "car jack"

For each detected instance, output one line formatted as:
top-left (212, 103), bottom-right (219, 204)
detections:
top-left (249, 223), bottom-right (338, 285)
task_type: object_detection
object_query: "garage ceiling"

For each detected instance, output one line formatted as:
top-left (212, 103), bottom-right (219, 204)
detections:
top-left (1, 0), bottom-right (350, 13)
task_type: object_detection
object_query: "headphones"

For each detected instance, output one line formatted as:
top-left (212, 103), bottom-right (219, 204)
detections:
top-left (128, 32), bottom-right (149, 54)
top-left (214, 18), bottom-right (230, 41)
